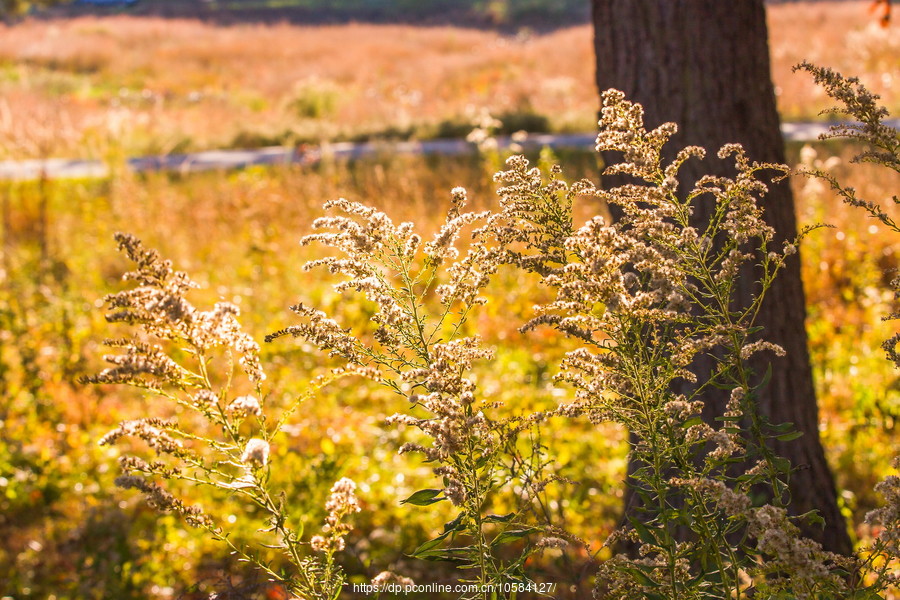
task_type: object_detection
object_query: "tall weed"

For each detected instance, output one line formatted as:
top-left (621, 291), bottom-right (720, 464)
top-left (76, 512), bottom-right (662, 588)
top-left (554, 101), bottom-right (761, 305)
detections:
top-left (88, 86), bottom-right (900, 598)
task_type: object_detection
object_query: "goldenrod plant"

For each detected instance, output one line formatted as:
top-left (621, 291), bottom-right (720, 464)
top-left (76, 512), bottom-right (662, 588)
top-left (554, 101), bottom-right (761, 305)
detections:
top-left (84, 234), bottom-right (363, 600)
top-left (89, 87), bottom-right (900, 599)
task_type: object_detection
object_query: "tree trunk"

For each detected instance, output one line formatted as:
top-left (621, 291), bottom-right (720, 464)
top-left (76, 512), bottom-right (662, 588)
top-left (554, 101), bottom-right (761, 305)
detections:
top-left (591, 0), bottom-right (852, 556)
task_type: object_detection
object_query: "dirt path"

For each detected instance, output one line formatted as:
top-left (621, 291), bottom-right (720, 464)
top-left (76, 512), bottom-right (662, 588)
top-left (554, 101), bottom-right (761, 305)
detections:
top-left (0, 120), bottom-right (890, 181)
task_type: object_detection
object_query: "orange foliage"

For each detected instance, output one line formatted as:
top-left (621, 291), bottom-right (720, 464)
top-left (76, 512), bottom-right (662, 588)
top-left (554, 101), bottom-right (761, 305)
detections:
top-left (870, 0), bottom-right (892, 26)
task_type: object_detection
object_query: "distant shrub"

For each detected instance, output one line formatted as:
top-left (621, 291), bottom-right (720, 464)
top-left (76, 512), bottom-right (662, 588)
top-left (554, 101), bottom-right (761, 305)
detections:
top-left (287, 77), bottom-right (341, 120)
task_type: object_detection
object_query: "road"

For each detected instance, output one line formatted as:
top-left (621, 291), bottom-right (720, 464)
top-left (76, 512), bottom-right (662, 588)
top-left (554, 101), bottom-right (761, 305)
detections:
top-left (0, 119), bottom-right (894, 181)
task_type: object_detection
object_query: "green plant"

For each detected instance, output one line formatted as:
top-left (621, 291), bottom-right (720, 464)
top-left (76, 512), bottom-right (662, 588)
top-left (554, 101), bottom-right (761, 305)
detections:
top-left (267, 192), bottom-right (564, 597)
top-left (287, 78), bottom-right (341, 121)
top-left (82, 234), bottom-right (365, 599)
top-left (86, 87), bottom-right (900, 599)
top-left (795, 61), bottom-right (900, 595)
top-left (482, 89), bottom-right (858, 599)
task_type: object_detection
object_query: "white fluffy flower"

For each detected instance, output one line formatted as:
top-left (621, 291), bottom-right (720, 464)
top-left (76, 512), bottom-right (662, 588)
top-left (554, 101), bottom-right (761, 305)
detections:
top-left (227, 395), bottom-right (262, 417)
top-left (240, 438), bottom-right (269, 467)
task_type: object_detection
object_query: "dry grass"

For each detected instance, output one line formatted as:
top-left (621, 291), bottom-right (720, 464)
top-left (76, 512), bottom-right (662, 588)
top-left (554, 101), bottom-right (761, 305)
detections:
top-left (0, 20), bottom-right (596, 158)
top-left (0, 1), bottom-right (895, 159)
top-left (768, 1), bottom-right (900, 120)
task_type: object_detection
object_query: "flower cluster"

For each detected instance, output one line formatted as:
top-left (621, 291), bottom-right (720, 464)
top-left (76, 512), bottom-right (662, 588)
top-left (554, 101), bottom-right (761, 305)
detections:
top-left (100, 417), bottom-right (186, 457)
top-left (279, 186), bottom-right (554, 591)
top-left (86, 235), bottom-right (368, 600)
top-left (487, 89), bottom-right (816, 599)
top-left (87, 80), bottom-right (900, 599)
top-left (310, 478), bottom-right (361, 554)
top-left (240, 438), bottom-right (269, 468)
top-left (84, 339), bottom-right (188, 389)
top-left (87, 233), bottom-right (265, 386)
top-left (371, 570), bottom-right (415, 589)
top-left (227, 395), bottom-right (262, 418)
top-left (494, 91), bottom-right (792, 427)
top-left (794, 61), bottom-right (899, 164)
top-left (866, 459), bottom-right (900, 555)
top-left (390, 338), bottom-right (493, 463)
top-left (486, 156), bottom-right (584, 277)
top-left (748, 506), bottom-right (852, 598)
top-left (794, 63), bottom-right (900, 373)
top-left (465, 107), bottom-right (502, 153)
top-left (115, 475), bottom-right (216, 530)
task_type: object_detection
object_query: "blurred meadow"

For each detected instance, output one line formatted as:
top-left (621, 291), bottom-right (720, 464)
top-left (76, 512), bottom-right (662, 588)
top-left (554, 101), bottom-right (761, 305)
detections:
top-left (0, 1), bottom-right (897, 159)
top-left (1, 1), bottom-right (900, 598)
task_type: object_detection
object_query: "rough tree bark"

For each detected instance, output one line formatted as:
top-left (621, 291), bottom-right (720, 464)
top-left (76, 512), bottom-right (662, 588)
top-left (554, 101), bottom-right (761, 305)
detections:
top-left (591, 0), bottom-right (852, 555)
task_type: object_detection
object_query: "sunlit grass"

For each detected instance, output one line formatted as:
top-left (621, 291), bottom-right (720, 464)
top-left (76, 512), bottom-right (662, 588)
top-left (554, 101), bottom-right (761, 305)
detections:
top-left (0, 2), bottom-right (896, 159)
top-left (1, 139), bottom-right (898, 596)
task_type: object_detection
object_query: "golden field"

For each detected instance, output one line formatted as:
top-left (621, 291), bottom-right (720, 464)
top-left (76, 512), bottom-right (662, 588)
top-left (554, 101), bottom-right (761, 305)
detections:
top-left (1, 3), bottom-right (899, 598)
top-left (0, 1), bottom-right (897, 160)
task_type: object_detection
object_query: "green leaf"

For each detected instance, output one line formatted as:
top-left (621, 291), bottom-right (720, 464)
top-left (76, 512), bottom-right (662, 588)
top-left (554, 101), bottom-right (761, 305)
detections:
top-left (442, 512), bottom-right (466, 534)
top-left (409, 521), bottom-right (461, 560)
top-left (681, 416), bottom-right (703, 428)
top-left (491, 528), bottom-right (537, 547)
top-left (715, 414), bottom-right (742, 423)
top-left (628, 517), bottom-right (658, 546)
top-left (411, 546), bottom-right (470, 562)
top-left (400, 488), bottom-right (445, 506)
top-left (409, 536), bottom-right (445, 557)
top-left (796, 509), bottom-right (826, 529)
top-left (772, 456), bottom-right (793, 473)
top-left (769, 421), bottom-right (796, 434)
top-left (756, 363), bottom-right (773, 391)
top-left (414, 552), bottom-right (454, 561)
top-left (412, 549), bottom-right (452, 561)
top-left (484, 513), bottom-right (516, 523)
top-left (775, 430), bottom-right (804, 442)
top-left (622, 566), bottom-right (662, 592)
